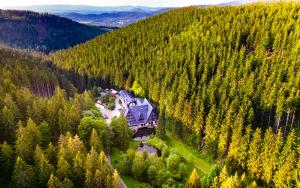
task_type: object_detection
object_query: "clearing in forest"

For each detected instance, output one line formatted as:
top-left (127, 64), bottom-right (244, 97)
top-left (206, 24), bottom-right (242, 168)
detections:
top-left (165, 132), bottom-right (213, 174)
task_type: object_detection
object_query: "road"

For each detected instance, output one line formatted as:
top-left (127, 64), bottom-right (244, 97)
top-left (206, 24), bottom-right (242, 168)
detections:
top-left (107, 155), bottom-right (128, 188)
top-left (95, 95), bottom-right (127, 187)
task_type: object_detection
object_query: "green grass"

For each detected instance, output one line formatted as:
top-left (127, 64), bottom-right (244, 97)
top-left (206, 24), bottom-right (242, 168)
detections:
top-left (165, 132), bottom-right (213, 175)
top-left (122, 176), bottom-right (151, 188)
top-left (129, 141), bottom-right (140, 150)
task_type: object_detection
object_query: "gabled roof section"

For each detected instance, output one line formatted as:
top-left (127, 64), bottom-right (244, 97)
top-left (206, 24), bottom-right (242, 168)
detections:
top-left (120, 90), bottom-right (136, 104)
top-left (120, 90), bottom-right (157, 126)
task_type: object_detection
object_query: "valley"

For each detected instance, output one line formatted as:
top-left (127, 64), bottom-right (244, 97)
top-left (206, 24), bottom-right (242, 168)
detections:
top-left (0, 1), bottom-right (299, 188)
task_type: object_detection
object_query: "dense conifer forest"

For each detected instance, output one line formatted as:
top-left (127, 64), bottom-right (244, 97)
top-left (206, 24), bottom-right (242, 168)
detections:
top-left (0, 10), bottom-right (108, 53)
top-left (0, 47), bottom-right (130, 187)
top-left (51, 2), bottom-right (300, 187)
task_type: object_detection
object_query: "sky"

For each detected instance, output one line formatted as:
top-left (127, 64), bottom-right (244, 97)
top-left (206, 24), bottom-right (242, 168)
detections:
top-left (0, 0), bottom-right (236, 8)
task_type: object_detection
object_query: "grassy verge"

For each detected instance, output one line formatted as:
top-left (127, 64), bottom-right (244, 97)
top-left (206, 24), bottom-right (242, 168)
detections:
top-left (122, 176), bottom-right (151, 188)
top-left (165, 132), bottom-right (213, 174)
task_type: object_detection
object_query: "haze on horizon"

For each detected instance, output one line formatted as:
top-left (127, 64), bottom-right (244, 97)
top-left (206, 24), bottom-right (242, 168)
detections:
top-left (0, 0), bottom-right (237, 8)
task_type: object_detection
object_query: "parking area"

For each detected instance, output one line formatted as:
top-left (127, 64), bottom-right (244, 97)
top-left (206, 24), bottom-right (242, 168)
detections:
top-left (95, 95), bottom-right (123, 124)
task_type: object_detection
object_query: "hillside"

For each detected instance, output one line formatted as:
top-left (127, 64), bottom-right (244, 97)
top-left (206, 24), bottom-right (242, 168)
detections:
top-left (0, 10), bottom-right (108, 53)
top-left (0, 47), bottom-right (75, 142)
top-left (0, 46), bottom-right (129, 188)
top-left (52, 2), bottom-right (300, 187)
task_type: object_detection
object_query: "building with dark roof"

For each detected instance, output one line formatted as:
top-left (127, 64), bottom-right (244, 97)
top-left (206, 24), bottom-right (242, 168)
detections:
top-left (119, 90), bottom-right (158, 130)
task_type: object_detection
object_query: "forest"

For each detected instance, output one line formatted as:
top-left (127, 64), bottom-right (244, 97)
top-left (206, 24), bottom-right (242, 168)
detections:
top-left (51, 2), bottom-right (300, 187)
top-left (0, 47), bottom-right (195, 188)
top-left (0, 47), bottom-right (132, 187)
top-left (0, 10), bottom-right (108, 53)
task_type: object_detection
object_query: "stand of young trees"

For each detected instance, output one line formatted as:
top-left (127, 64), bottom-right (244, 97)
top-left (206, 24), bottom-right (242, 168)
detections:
top-left (51, 2), bottom-right (300, 187)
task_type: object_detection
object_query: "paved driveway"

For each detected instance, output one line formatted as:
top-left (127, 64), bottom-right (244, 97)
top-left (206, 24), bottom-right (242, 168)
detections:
top-left (95, 95), bottom-right (122, 124)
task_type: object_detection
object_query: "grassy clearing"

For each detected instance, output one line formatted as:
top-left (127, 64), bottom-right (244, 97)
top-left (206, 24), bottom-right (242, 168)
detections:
top-left (165, 132), bottom-right (213, 175)
top-left (122, 176), bottom-right (151, 188)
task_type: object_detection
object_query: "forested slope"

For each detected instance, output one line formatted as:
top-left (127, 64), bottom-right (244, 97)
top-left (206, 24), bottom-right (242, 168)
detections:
top-left (0, 47), bottom-right (125, 187)
top-left (0, 10), bottom-right (108, 53)
top-left (52, 2), bottom-right (300, 187)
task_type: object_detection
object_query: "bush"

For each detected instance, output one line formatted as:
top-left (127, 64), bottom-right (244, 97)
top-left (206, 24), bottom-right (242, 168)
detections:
top-left (131, 152), bottom-right (148, 181)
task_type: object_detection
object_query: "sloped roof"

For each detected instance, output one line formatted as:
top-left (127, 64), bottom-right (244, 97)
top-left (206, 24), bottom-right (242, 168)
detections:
top-left (120, 90), bottom-right (136, 104)
top-left (122, 94), bottom-right (157, 126)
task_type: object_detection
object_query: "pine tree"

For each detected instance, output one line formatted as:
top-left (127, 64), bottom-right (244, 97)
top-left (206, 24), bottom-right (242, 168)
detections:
top-left (185, 168), bottom-right (201, 188)
top-left (72, 151), bottom-right (85, 187)
top-left (48, 174), bottom-right (61, 188)
top-left (84, 169), bottom-right (94, 188)
top-left (273, 130), bottom-right (297, 187)
top-left (85, 148), bottom-right (98, 174)
top-left (0, 141), bottom-right (14, 179)
top-left (274, 151), bottom-right (296, 187)
top-left (90, 129), bottom-right (101, 153)
top-left (34, 146), bottom-right (54, 187)
top-left (218, 108), bottom-right (232, 157)
top-left (12, 156), bottom-right (36, 188)
top-left (156, 111), bottom-right (166, 139)
top-left (228, 113), bottom-right (244, 164)
top-left (111, 115), bottom-right (130, 151)
top-left (247, 128), bottom-right (262, 178)
top-left (39, 121), bottom-right (51, 147)
top-left (46, 142), bottom-right (57, 164)
top-left (220, 173), bottom-right (239, 188)
top-left (15, 119), bottom-right (41, 162)
top-left (56, 155), bottom-right (70, 180)
top-left (112, 170), bottom-right (122, 188)
top-left (1, 106), bottom-right (15, 141)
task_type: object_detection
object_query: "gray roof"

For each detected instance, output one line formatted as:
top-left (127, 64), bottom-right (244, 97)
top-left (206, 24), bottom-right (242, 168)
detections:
top-left (120, 90), bottom-right (136, 105)
top-left (120, 91), bottom-right (157, 126)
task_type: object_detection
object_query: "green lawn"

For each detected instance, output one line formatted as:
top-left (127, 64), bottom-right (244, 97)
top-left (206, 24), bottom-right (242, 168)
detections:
top-left (165, 132), bottom-right (213, 175)
top-left (122, 176), bottom-right (151, 188)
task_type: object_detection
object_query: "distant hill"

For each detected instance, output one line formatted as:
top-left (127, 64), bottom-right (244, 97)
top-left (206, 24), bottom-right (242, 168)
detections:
top-left (3, 5), bottom-right (171, 27)
top-left (2, 3), bottom-right (265, 28)
top-left (56, 9), bottom-right (171, 27)
top-left (0, 9), bottom-right (110, 53)
top-left (3, 5), bottom-right (164, 14)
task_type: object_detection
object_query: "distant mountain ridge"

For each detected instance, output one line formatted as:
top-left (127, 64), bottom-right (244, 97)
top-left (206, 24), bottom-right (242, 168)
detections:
top-left (2, 2), bottom-right (263, 27)
top-left (3, 5), bottom-right (172, 27)
top-left (56, 9), bottom-right (172, 27)
top-left (0, 9), bottom-right (111, 53)
top-left (2, 5), bottom-right (164, 14)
